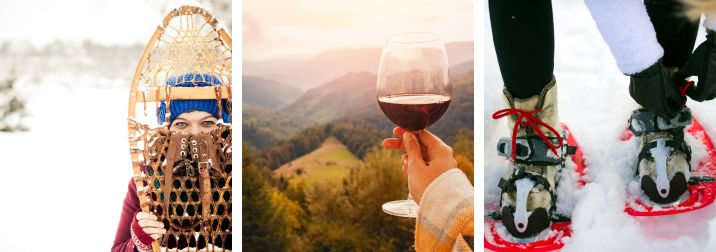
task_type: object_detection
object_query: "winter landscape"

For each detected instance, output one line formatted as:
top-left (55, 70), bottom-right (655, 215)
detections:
top-left (0, 0), bottom-right (230, 250)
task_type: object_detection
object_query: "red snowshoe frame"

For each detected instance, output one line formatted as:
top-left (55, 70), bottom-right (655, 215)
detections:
top-left (485, 124), bottom-right (587, 251)
top-left (621, 117), bottom-right (716, 216)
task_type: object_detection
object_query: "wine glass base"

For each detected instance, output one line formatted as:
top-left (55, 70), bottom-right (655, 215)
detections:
top-left (382, 199), bottom-right (419, 218)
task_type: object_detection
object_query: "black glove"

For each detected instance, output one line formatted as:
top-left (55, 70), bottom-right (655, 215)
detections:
top-left (674, 30), bottom-right (716, 102)
top-left (629, 60), bottom-right (686, 119)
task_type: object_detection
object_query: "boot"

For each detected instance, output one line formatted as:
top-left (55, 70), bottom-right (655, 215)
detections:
top-left (629, 108), bottom-right (692, 204)
top-left (494, 78), bottom-right (563, 238)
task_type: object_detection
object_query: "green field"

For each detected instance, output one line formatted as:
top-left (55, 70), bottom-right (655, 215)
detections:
top-left (273, 137), bottom-right (361, 184)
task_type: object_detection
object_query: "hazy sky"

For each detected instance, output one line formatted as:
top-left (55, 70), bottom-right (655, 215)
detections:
top-left (0, 0), bottom-right (192, 47)
top-left (243, 0), bottom-right (473, 62)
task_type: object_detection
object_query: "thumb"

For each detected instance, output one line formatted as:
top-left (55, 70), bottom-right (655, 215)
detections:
top-left (403, 131), bottom-right (425, 166)
top-left (686, 85), bottom-right (705, 102)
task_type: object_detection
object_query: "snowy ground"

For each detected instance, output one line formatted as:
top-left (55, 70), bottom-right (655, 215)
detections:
top-left (0, 74), bottom-right (133, 251)
top-left (485, 1), bottom-right (716, 251)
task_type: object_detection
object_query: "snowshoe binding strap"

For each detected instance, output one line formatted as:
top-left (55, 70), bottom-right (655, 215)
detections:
top-left (629, 107), bottom-right (692, 137)
top-left (499, 169), bottom-right (551, 193)
top-left (690, 176), bottom-right (716, 185)
top-left (501, 206), bottom-right (550, 239)
top-left (487, 208), bottom-right (571, 222)
top-left (498, 169), bottom-right (558, 238)
top-left (497, 136), bottom-right (576, 166)
top-left (641, 171), bottom-right (689, 204)
top-left (637, 137), bottom-right (691, 204)
top-left (637, 138), bottom-right (692, 167)
top-left (492, 108), bottom-right (564, 162)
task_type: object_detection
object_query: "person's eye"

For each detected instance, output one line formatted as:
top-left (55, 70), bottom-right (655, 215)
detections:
top-left (202, 121), bottom-right (215, 127)
top-left (174, 122), bottom-right (188, 128)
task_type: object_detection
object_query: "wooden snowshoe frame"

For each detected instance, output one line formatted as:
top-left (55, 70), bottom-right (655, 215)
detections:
top-left (127, 5), bottom-right (232, 252)
top-left (128, 5), bottom-right (232, 118)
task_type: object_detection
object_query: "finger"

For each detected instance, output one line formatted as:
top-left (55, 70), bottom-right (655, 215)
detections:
top-left (139, 219), bottom-right (165, 228)
top-left (417, 130), bottom-right (452, 155)
top-left (136, 212), bottom-right (158, 221)
top-left (150, 234), bottom-right (163, 241)
top-left (686, 87), bottom-right (705, 102)
top-left (393, 127), bottom-right (406, 137)
top-left (382, 138), bottom-right (404, 151)
top-left (403, 131), bottom-right (425, 166)
top-left (143, 227), bottom-right (167, 236)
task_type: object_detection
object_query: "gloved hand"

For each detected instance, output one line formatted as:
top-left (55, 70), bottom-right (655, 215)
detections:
top-left (674, 30), bottom-right (716, 102)
top-left (629, 59), bottom-right (686, 118)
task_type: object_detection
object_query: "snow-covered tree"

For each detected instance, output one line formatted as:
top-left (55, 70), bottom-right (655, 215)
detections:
top-left (0, 69), bottom-right (28, 132)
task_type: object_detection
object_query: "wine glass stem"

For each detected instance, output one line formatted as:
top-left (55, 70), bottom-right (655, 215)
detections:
top-left (411, 130), bottom-right (429, 163)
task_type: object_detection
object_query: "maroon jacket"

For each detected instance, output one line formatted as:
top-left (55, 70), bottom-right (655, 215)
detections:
top-left (112, 178), bottom-right (140, 252)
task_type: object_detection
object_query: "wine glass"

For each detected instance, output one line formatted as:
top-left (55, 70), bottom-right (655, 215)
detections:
top-left (377, 32), bottom-right (451, 218)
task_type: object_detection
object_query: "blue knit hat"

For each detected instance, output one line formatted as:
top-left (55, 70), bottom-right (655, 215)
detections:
top-left (157, 73), bottom-right (231, 124)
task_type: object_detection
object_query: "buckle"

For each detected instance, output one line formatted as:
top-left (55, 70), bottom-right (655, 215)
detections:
top-left (629, 108), bottom-right (692, 137)
top-left (497, 137), bottom-right (563, 166)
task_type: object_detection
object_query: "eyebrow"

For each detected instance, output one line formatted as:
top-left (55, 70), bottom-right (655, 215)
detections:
top-left (202, 116), bottom-right (217, 121)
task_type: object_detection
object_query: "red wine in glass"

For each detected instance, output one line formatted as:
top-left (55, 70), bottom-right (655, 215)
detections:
top-left (378, 94), bottom-right (451, 131)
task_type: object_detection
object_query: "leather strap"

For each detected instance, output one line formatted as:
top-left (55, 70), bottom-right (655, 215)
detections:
top-left (629, 108), bottom-right (692, 137)
top-left (499, 169), bottom-right (557, 214)
top-left (636, 137), bottom-right (692, 176)
top-left (497, 136), bottom-right (568, 166)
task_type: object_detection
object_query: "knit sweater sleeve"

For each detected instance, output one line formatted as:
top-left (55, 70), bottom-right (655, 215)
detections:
top-left (112, 178), bottom-right (140, 252)
top-left (415, 168), bottom-right (474, 251)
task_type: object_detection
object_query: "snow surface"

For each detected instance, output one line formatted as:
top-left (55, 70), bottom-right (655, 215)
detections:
top-left (485, 1), bottom-right (716, 251)
top-left (0, 73), bottom-right (133, 251)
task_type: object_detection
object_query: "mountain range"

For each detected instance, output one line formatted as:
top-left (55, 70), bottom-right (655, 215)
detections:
top-left (242, 76), bottom-right (302, 110)
top-left (243, 41), bottom-right (473, 91)
top-left (242, 42), bottom-right (474, 151)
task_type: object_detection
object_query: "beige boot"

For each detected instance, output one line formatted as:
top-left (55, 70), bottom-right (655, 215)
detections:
top-left (630, 108), bottom-right (692, 204)
top-left (496, 78), bottom-right (563, 238)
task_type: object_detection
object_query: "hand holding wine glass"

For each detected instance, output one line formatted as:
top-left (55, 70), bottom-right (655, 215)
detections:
top-left (383, 127), bottom-right (457, 204)
top-left (377, 32), bottom-right (451, 217)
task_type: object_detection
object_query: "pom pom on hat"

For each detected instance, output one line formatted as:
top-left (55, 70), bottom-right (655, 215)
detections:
top-left (157, 73), bottom-right (231, 124)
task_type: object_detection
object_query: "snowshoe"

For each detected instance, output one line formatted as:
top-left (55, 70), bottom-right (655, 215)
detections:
top-left (622, 107), bottom-right (716, 216)
top-left (485, 124), bottom-right (585, 251)
top-left (486, 80), bottom-right (587, 251)
top-left (126, 5), bottom-right (233, 251)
